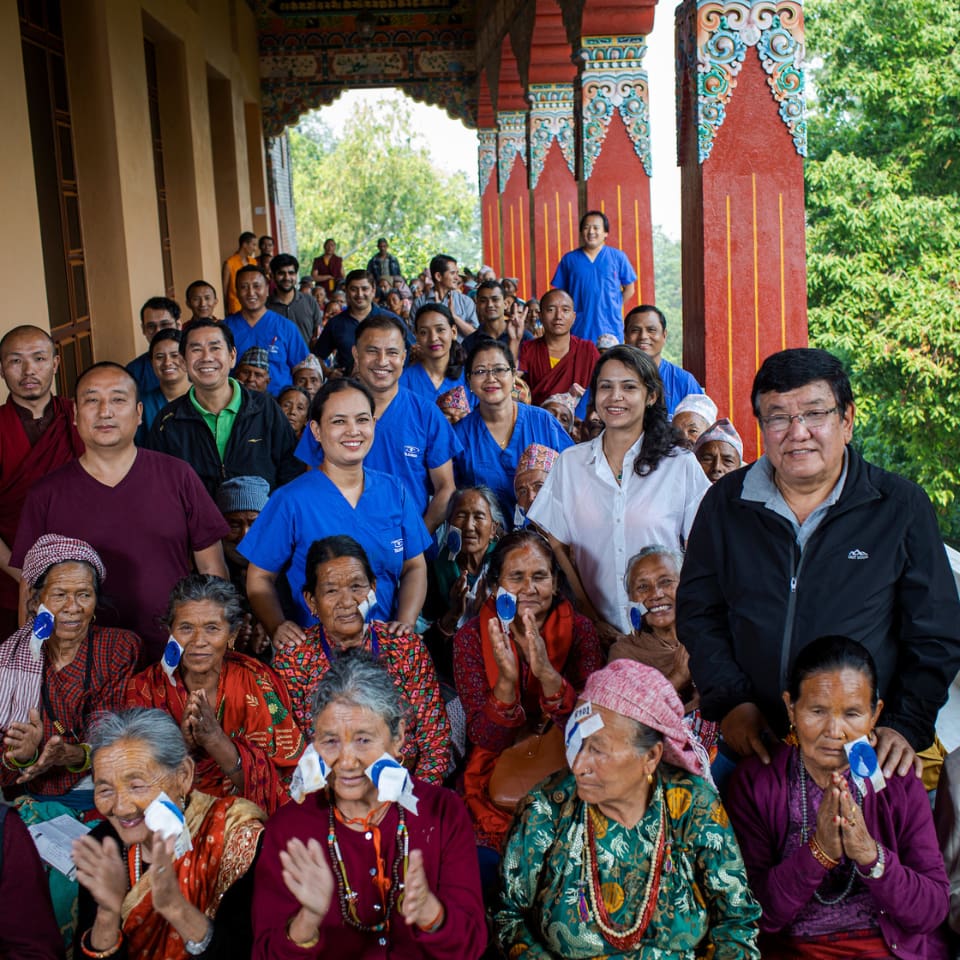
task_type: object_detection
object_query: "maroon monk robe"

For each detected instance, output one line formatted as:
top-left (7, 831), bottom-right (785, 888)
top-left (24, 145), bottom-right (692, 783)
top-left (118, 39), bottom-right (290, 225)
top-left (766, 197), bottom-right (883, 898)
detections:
top-left (0, 397), bottom-right (83, 614)
top-left (519, 335), bottom-right (600, 408)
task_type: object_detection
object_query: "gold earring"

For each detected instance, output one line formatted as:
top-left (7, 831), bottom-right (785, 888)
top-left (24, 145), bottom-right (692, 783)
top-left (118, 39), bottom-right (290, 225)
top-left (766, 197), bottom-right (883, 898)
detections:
top-left (785, 724), bottom-right (799, 747)
top-left (646, 773), bottom-right (654, 784)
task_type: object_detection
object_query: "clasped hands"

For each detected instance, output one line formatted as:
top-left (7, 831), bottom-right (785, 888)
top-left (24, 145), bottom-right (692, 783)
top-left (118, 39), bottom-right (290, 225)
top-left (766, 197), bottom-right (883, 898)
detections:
top-left (488, 610), bottom-right (562, 701)
top-left (813, 772), bottom-right (878, 867)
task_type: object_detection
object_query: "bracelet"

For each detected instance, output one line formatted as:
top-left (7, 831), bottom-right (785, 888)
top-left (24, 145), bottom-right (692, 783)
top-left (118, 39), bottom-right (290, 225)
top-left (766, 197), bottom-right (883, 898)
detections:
top-left (808, 837), bottom-right (840, 870)
top-left (184, 919), bottom-right (215, 955)
top-left (224, 750), bottom-right (242, 776)
top-left (66, 742), bottom-right (92, 774)
top-left (285, 918), bottom-right (320, 949)
top-left (417, 903), bottom-right (445, 934)
top-left (80, 929), bottom-right (123, 958)
top-left (2, 747), bottom-right (39, 771)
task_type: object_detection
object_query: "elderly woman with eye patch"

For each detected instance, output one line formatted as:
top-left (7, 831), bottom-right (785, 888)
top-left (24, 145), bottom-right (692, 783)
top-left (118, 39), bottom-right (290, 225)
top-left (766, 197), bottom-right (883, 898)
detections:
top-left (72, 707), bottom-right (265, 960)
top-left (125, 575), bottom-right (305, 815)
top-left (496, 659), bottom-right (760, 958)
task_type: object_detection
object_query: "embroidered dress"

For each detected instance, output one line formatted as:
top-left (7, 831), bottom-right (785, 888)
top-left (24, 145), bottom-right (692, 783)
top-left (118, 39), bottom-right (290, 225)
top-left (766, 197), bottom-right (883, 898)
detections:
top-left (496, 768), bottom-right (761, 958)
top-left (125, 651), bottom-right (305, 814)
top-left (272, 622), bottom-right (451, 783)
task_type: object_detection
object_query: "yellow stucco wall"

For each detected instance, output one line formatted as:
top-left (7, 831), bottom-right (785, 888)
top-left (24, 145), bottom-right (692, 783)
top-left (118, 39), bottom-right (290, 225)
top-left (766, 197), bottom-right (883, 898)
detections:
top-left (1, 0), bottom-right (267, 397)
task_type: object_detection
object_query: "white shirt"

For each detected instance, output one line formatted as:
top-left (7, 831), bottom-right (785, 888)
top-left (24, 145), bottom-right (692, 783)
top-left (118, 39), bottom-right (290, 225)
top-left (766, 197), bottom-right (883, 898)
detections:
top-left (527, 434), bottom-right (710, 631)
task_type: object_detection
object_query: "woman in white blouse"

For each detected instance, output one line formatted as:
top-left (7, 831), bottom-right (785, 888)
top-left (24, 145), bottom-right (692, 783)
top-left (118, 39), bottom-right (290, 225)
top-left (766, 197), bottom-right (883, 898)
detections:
top-left (527, 345), bottom-right (710, 647)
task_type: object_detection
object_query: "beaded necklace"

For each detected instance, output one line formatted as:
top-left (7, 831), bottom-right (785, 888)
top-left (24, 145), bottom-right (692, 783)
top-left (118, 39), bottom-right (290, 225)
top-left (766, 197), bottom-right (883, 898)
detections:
top-left (797, 751), bottom-right (862, 905)
top-left (578, 779), bottom-right (666, 951)
top-left (127, 843), bottom-right (142, 888)
top-left (327, 802), bottom-right (408, 934)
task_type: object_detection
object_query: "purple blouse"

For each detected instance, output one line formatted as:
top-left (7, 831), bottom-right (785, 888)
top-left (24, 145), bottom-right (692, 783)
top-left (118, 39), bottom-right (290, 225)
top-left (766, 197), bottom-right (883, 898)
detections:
top-left (728, 744), bottom-right (950, 960)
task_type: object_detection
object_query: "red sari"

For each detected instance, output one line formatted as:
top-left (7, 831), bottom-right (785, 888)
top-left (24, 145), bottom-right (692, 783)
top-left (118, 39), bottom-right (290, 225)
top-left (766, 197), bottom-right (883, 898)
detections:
top-left (122, 792), bottom-right (264, 958)
top-left (454, 597), bottom-right (603, 850)
top-left (125, 651), bottom-right (305, 814)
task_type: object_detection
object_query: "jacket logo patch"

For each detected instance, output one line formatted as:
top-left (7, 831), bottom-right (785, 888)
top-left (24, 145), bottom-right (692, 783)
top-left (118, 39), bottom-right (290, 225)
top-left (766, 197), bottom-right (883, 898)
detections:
top-left (248, 438), bottom-right (264, 443)
top-left (847, 548), bottom-right (869, 560)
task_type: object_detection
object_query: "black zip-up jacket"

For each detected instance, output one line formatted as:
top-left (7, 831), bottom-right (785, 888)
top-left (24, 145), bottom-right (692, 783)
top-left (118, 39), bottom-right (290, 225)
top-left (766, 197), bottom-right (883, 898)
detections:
top-left (676, 446), bottom-right (960, 749)
top-left (147, 386), bottom-right (305, 498)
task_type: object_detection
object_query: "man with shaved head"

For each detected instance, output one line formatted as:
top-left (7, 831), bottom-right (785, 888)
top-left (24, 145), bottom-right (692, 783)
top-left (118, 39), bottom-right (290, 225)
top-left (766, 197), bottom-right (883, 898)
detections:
top-left (11, 362), bottom-right (229, 659)
top-left (519, 288), bottom-right (600, 414)
top-left (0, 325), bottom-right (84, 633)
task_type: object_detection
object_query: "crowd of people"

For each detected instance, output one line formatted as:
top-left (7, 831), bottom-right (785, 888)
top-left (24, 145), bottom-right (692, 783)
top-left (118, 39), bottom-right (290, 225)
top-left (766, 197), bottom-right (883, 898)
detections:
top-left (0, 218), bottom-right (959, 960)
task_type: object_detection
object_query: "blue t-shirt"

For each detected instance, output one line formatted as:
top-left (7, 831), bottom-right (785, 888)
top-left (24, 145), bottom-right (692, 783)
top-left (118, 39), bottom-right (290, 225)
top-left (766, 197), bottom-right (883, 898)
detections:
top-left (658, 358), bottom-right (704, 416)
top-left (294, 388), bottom-right (463, 517)
top-left (225, 310), bottom-right (308, 395)
top-left (551, 246), bottom-right (637, 344)
top-left (126, 351), bottom-right (158, 395)
top-left (238, 467), bottom-right (432, 627)
top-left (453, 402), bottom-right (573, 529)
top-left (399, 364), bottom-right (472, 412)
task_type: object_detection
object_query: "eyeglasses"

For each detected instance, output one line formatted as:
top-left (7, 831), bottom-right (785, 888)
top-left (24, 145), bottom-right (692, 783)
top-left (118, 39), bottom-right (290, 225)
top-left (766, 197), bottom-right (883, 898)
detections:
top-left (759, 407), bottom-right (839, 435)
top-left (469, 365), bottom-right (513, 379)
top-left (632, 577), bottom-right (678, 597)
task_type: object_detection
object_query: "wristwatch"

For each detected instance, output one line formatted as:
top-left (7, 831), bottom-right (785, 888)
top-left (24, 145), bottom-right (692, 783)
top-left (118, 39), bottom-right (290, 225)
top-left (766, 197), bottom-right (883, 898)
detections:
top-left (857, 843), bottom-right (886, 880)
top-left (185, 920), bottom-right (214, 955)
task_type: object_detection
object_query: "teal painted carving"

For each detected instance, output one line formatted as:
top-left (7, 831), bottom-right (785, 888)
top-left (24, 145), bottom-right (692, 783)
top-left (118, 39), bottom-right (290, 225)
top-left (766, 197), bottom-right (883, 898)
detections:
top-left (527, 84), bottom-right (576, 188)
top-left (497, 111), bottom-right (527, 191)
top-left (478, 129), bottom-right (497, 194)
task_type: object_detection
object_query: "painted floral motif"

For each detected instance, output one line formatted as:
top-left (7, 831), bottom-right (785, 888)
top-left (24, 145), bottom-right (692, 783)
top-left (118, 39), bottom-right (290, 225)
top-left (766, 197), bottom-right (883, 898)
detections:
top-left (578, 36), bottom-right (652, 181)
top-left (695, 0), bottom-right (806, 162)
top-left (528, 83), bottom-right (576, 188)
top-left (497, 110), bottom-right (527, 191)
top-left (478, 129), bottom-right (497, 195)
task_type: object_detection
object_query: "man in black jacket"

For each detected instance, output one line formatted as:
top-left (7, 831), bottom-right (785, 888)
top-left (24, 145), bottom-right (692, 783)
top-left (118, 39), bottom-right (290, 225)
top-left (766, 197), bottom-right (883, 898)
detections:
top-left (148, 320), bottom-right (304, 497)
top-left (677, 348), bottom-right (960, 781)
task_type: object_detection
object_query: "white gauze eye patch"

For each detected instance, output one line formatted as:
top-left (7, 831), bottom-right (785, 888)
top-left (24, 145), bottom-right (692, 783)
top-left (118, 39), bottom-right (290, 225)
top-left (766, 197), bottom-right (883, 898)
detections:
top-left (564, 701), bottom-right (605, 767)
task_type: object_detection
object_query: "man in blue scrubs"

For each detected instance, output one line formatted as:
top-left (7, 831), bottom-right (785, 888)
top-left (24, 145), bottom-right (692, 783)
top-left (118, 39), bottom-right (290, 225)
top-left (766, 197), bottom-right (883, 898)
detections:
top-left (295, 315), bottom-right (462, 537)
top-left (224, 266), bottom-right (307, 395)
top-left (624, 304), bottom-right (703, 415)
top-left (552, 210), bottom-right (636, 345)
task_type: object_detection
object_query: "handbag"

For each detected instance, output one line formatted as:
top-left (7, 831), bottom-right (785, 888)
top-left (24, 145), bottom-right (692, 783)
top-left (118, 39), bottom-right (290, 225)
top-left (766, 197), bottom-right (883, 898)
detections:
top-left (488, 721), bottom-right (566, 812)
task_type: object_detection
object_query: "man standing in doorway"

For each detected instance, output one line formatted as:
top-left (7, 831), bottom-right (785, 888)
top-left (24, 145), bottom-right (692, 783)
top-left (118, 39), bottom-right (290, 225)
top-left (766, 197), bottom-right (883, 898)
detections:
top-left (222, 231), bottom-right (258, 316)
top-left (552, 211), bottom-right (636, 345)
top-left (0, 326), bottom-right (84, 634)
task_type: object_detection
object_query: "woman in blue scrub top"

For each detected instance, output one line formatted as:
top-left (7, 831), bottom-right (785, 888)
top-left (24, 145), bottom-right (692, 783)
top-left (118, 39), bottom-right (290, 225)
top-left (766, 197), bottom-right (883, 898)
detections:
top-left (453, 338), bottom-right (573, 528)
top-left (241, 378), bottom-right (431, 652)
top-left (399, 302), bottom-right (471, 423)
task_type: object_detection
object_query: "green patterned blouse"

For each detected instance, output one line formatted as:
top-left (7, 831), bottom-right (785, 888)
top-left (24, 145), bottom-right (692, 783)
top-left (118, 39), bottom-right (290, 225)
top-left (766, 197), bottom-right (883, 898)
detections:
top-left (496, 766), bottom-right (760, 958)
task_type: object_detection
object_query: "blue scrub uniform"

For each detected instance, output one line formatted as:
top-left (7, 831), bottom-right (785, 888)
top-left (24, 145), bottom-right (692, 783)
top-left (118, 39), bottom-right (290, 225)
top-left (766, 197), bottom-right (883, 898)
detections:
top-left (399, 364), bottom-right (472, 412)
top-left (453, 402), bottom-right (573, 528)
top-left (551, 246), bottom-right (637, 344)
top-left (238, 467), bottom-right (432, 627)
top-left (294, 387), bottom-right (463, 517)
top-left (225, 310), bottom-right (308, 395)
top-left (658, 358), bottom-right (704, 416)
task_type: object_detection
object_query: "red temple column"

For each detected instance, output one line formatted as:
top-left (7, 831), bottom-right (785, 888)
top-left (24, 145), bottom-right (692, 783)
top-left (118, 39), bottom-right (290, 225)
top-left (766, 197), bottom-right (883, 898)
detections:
top-left (526, 0), bottom-right (578, 298)
top-left (676, 0), bottom-right (808, 460)
top-left (496, 39), bottom-right (531, 297)
top-left (477, 71), bottom-right (501, 276)
top-left (575, 0), bottom-right (659, 310)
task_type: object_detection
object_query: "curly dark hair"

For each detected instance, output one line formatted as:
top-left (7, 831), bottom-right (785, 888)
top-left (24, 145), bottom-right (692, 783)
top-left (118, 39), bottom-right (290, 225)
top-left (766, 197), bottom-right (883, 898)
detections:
top-left (589, 345), bottom-right (679, 477)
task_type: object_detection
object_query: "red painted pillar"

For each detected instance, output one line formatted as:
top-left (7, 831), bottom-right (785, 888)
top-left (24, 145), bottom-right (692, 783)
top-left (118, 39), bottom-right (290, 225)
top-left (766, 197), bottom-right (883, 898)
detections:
top-left (496, 40), bottom-right (531, 297)
top-left (477, 73), bottom-right (501, 276)
top-left (676, 0), bottom-right (808, 460)
top-left (575, 33), bottom-right (656, 309)
top-left (526, 0), bottom-right (578, 298)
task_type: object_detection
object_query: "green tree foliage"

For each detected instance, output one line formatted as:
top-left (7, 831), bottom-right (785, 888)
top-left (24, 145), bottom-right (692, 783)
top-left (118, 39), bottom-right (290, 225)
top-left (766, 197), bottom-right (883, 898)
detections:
top-left (290, 99), bottom-right (480, 279)
top-left (805, 0), bottom-right (960, 539)
top-left (652, 227), bottom-right (683, 366)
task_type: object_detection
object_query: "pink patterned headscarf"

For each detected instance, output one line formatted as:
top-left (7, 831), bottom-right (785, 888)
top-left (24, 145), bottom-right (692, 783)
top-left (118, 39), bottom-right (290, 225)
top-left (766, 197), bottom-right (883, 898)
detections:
top-left (582, 659), bottom-right (711, 779)
top-left (20, 534), bottom-right (106, 587)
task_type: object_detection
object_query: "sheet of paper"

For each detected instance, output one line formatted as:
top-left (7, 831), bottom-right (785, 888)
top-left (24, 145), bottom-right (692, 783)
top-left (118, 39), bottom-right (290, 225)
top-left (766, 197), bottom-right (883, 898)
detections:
top-left (28, 814), bottom-right (92, 880)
